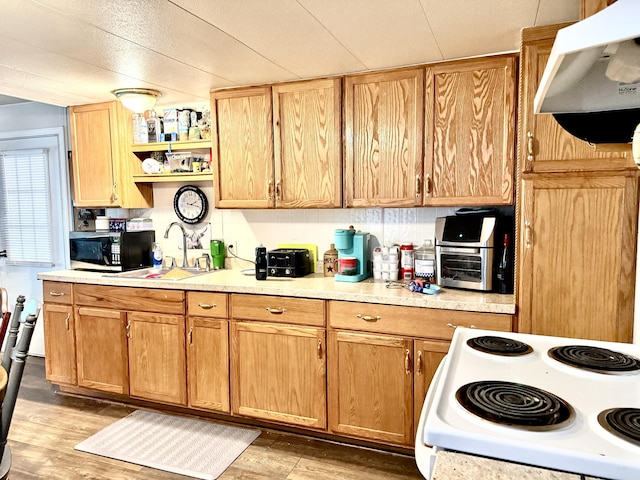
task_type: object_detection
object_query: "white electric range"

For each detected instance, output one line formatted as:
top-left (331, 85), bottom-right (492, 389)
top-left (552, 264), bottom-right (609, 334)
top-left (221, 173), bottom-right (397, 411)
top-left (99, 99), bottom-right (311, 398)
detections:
top-left (415, 328), bottom-right (640, 480)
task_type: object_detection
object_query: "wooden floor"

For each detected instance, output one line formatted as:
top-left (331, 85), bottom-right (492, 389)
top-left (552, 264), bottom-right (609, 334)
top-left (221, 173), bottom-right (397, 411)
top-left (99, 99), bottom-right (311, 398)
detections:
top-left (7, 357), bottom-right (424, 479)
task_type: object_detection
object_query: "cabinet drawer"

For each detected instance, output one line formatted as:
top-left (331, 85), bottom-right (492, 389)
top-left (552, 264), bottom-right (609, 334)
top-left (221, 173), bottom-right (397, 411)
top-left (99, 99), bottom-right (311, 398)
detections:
top-left (43, 281), bottom-right (73, 305)
top-left (187, 292), bottom-right (228, 318)
top-left (75, 284), bottom-right (184, 315)
top-left (231, 294), bottom-right (325, 327)
top-left (328, 300), bottom-right (513, 340)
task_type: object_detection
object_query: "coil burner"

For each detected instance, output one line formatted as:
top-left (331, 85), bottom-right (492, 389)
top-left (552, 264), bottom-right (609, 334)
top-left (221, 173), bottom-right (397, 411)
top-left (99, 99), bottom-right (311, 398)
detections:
top-left (456, 380), bottom-right (573, 430)
top-left (548, 345), bottom-right (640, 374)
top-left (598, 408), bottom-right (640, 447)
top-left (467, 336), bottom-right (533, 356)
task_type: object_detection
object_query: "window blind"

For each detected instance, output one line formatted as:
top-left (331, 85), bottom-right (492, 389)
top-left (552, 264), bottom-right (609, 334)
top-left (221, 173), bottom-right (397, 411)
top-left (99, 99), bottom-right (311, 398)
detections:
top-left (0, 148), bottom-right (54, 265)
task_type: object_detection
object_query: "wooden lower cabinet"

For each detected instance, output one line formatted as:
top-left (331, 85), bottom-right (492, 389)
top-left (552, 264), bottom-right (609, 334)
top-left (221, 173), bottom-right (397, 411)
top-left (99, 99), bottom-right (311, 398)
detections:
top-left (128, 311), bottom-right (187, 405)
top-left (187, 317), bottom-right (230, 413)
top-left (43, 303), bottom-right (77, 385)
top-left (75, 307), bottom-right (128, 394)
top-left (231, 321), bottom-right (327, 429)
top-left (413, 339), bottom-right (449, 439)
top-left (328, 330), bottom-right (413, 445)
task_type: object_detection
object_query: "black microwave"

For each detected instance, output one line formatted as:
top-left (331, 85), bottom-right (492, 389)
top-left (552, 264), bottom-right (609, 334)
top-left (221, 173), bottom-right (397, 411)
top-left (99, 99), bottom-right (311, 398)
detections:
top-left (69, 231), bottom-right (155, 272)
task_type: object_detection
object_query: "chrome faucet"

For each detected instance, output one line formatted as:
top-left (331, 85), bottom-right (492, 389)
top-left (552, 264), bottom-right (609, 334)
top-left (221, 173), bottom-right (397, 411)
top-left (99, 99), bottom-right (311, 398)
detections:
top-left (164, 222), bottom-right (188, 268)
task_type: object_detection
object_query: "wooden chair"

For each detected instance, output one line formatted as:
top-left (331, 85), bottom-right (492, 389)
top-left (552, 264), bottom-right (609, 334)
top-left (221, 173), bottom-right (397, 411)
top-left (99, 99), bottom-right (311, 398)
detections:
top-left (0, 296), bottom-right (40, 479)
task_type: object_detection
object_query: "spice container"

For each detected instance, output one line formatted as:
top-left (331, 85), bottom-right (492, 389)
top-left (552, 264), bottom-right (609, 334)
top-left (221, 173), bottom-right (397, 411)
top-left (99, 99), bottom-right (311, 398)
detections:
top-left (400, 243), bottom-right (414, 280)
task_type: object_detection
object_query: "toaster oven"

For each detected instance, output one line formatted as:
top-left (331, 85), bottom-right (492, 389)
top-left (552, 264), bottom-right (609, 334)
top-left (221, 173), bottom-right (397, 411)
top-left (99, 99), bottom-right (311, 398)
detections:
top-left (435, 216), bottom-right (496, 291)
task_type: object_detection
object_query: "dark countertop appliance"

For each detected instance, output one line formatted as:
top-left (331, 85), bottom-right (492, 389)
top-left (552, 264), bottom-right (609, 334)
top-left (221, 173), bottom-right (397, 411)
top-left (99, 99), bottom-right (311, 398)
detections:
top-left (267, 248), bottom-right (311, 278)
top-left (70, 230), bottom-right (155, 272)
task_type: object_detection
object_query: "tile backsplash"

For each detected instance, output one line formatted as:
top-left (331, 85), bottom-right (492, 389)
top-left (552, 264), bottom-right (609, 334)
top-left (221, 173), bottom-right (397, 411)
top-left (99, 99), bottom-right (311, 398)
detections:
top-left (114, 182), bottom-right (510, 269)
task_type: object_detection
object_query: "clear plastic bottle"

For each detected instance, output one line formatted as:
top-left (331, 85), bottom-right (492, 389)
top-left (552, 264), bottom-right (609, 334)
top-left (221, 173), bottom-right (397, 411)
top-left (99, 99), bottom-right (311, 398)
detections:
top-left (414, 239), bottom-right (436, 283)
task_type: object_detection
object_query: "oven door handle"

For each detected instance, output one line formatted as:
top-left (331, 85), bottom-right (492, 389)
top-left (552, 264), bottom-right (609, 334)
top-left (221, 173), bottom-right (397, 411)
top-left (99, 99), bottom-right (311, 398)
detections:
top-left (439, 246), bottom-right (481, 254)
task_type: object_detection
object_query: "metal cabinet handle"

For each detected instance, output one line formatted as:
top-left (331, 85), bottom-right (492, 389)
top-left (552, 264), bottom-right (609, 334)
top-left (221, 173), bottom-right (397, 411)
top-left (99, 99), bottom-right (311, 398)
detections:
top-left (415, 175), bottom-right (421, 198)
top-left (526, 131), bottom-right (534, 162)
top-left (275, 180), bottom-right (282, 201)
top-left (416, 350), bottom-right (423, 376)
top-left (65, 313), bottom-right (71, 330)
top-left (267, 180), bottom-right (274, 200)
top-left (525, 220), bottom-right (532, 248)
top-left (356, 313), bottom-right (381, 322)
top-left (447, 322), bottom-right (476, 329)
top-left (126, 320), bottom-right (131, 338)
top-left (266, 307), bottom-right (286, 315)
top-left (188, 326), bottom-right (193, 345)
top-left (405, 349), bottom-right (411, 375)
top-left (425, 174), bottom-right (432, 195)
top-left (317, 339), bottom-right (322, 359)
top-left (49, 291), bottom-right (64, 297)
top-left (198, 303), bottom-right (216, 309)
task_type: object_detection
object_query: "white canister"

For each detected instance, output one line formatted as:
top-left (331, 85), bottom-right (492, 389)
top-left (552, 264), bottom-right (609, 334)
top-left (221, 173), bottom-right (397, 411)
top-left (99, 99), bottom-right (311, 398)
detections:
top-left (95, 216), bottom-right (110, 231)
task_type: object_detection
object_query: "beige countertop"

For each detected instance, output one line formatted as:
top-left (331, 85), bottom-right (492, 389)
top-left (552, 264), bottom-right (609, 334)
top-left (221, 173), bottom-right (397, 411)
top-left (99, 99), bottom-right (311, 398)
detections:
top-left (433, 451), bottom-right (604, 480)
top-left (38, 269), bottom-right (516, 315)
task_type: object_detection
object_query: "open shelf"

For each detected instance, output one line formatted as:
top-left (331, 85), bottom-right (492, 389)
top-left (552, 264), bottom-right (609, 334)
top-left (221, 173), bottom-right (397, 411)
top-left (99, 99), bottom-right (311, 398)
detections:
top-left (133, 173), bottom-right (213, 183)
top-left (131, 139), bottom-right (212, 153)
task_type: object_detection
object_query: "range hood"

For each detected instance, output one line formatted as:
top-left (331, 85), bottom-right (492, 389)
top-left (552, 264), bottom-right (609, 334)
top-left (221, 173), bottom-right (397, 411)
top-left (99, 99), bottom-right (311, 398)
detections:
top-left (534, 0), bottom-right (640, 147)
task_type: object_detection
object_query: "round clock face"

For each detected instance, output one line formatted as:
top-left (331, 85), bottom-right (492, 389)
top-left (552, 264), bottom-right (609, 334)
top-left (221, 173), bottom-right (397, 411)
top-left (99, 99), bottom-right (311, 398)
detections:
top-left (173, 185), bottom-right (208, 224)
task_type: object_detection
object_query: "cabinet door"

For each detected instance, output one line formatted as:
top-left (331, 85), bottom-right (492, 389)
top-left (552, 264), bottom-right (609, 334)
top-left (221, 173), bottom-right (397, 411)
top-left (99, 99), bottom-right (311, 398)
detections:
top-left (413, 339), bottom-right (448, 439)
top-left (425, 55), bottom-right (516, 205)
top-left (211, 86), bottom-right (275, 208)
top-left (75, 307), bottom-right (128, 394)
top-left (519, 25), bottom-right (633, 173)
top-left (231, 321), bottom-right (326, 429)
top-left (344, 68), bottom-right (424, 207)
top-left (519, 173), bottom-right (638, 342)
top-left (69, 101), bottom-right (151, 208)
top-left (328, 330), bottom-right (413, 445)
top-left (128, 312), bottom-right (187, 405)
top-left (187, 317), bottom-right (230, 413)
top-left (43, 304), bottom-right (76, 385)
top-left (273, 78), bottom-right (342, 208)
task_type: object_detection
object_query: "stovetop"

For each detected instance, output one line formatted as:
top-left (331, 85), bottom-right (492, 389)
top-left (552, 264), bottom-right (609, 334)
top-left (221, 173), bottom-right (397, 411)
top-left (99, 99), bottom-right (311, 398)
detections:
top-left (422, 328), bottom-right (640, 480)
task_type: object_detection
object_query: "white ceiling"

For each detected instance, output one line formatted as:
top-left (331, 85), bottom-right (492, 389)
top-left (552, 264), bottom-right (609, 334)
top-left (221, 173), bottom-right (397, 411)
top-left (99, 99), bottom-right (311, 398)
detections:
top-left (0, 0), bottom-right (580, 110)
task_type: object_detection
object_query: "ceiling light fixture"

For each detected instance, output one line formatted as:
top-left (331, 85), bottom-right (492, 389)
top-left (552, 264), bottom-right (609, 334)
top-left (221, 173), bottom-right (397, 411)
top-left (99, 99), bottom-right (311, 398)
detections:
top-left (112, 88), bottom-right (161, 113)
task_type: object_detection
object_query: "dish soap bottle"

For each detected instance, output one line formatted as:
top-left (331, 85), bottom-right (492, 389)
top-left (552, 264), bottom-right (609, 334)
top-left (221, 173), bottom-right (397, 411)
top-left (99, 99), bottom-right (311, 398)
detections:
top-left (152, 242), bottom-right (163, 268)
top-left (255, 246), bottom-right (267, 280)
top-left (323, 244), bottom-right (339, 277)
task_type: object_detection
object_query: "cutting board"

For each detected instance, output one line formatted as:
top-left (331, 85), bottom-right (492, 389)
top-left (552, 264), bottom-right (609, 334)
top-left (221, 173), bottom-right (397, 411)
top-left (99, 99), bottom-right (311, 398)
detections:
top-left (277, 243), bottom-right (318, 273)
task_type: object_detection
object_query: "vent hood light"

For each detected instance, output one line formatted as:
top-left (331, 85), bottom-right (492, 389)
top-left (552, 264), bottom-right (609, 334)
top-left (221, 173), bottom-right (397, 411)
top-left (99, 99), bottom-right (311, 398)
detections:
top-left (112, 88), bottom-right (161, 113)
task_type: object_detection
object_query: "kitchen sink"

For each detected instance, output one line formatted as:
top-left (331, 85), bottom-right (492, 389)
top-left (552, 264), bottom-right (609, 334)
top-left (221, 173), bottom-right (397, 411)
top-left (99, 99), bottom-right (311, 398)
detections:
top-left (104, 267), bottom-right (216, 281)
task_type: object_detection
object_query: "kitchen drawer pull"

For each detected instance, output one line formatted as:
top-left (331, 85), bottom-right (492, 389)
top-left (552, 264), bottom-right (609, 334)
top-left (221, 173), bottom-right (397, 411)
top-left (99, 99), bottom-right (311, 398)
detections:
top-left (447, 323), bottom-right (477, 330)
top-left (266, 307), bottom-right (286, 315)
top-left (49, 291), bottom-right (65, 297)
top-left (416, 350), bottom-right (423, 376)
top-left (356, 314), bottom-right (381, 322)
top-left (198, 303), bottom-right (217, 309)
top-left (65, 313), bottom-right (71, 330)
top-left (525, 220), bottom-right (532, 248)
top-left (317, 339), bottom-right (323, 359)
top-left (405, 349), bottom-right (411, 375)
top-left (188, 326), bottom-right (193, 345)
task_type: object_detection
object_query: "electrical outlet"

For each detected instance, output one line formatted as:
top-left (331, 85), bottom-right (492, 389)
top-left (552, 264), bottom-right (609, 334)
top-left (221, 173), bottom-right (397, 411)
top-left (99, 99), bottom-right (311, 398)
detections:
top-left (226, 240), bottom-right (237, 255)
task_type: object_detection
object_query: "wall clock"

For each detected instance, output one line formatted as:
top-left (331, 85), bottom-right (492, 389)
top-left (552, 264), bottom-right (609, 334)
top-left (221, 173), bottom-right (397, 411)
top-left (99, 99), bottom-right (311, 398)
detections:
top-left (173, 185), bottom-right (208, 224)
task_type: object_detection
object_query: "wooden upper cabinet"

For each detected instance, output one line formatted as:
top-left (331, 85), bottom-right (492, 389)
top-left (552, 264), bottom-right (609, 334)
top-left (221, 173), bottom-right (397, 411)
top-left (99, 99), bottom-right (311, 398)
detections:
top-left (273, 78), bottom-right (342, 208)
top-left (518, 172), bottom-right (638, 342)
top-left (211, 86), bottom-right (275, 208)
top-left (344, 68), bottom-right (425, 207)
top-left (69, 101), bottom-right (152, 208)
top-left (519, 25), bottom-right (633, 173)
top-left (425, 55), bottom-right (517, 205)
